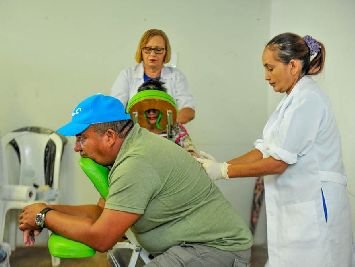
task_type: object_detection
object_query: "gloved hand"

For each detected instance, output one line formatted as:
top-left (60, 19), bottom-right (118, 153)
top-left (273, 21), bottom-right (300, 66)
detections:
top-left (196, 158), bottom-right (230, 181)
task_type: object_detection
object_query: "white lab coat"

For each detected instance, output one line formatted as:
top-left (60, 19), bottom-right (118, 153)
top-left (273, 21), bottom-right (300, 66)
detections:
top-left (255, 76), bottom-right (352, 267)
top-left (110, 63), bottom-right (195, 110)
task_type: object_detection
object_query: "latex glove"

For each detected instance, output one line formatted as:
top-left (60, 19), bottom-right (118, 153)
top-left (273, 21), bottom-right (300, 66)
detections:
top-left (196, 158), bottom-right (229, 180)
top-left (198, 151), bottom-right (217, 161)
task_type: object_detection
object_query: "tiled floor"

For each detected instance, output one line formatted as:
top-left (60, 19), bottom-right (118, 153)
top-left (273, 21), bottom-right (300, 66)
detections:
top-left (9, 245), bottom-right (267, 267)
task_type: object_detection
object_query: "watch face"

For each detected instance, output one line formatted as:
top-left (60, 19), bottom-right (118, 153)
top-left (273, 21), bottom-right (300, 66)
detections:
top-left (35, 213), bottom-right (45, 228)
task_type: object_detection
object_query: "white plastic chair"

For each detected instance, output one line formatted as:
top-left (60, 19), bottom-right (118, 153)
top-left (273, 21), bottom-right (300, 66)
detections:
top-left (0, 127), bottom-right (66, 266)
top-left (0, 242), bottom-right (11, 267)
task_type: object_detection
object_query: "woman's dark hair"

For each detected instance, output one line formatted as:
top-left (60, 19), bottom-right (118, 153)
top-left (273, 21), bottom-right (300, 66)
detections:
top-left (266, 32), bottom-right (325, 76)
top-left (137, 79), bottom-right (167, 92)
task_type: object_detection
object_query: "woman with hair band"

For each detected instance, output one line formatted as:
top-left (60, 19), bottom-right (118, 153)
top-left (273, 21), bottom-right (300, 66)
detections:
top-left (198, 32), bottom-right (353, 267)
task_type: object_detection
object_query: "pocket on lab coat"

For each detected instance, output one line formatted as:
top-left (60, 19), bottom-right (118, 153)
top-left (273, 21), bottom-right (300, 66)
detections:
top-left (281, 200), bottom-right (320, 243)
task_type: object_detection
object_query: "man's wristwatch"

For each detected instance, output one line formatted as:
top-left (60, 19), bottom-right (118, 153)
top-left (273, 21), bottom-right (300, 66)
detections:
top-left (35, 207), bottom-right (54, 229)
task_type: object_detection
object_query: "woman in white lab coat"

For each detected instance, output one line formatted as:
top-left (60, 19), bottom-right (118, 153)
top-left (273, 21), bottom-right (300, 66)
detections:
top-left (110, 29), bottom-right (195, 124)
top-left (198, 32), bottom-right (353, 267)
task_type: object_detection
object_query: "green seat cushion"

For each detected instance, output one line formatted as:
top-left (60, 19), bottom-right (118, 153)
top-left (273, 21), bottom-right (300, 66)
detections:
top-left (48, 233), bottom-right (96, 258)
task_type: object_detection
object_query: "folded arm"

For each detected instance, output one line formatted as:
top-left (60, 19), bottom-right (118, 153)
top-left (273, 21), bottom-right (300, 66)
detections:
top-left (19, 200), bottom-right (140, 252)
top-left (46, 198), bottom-right (105, 221)
top-left (43, 208), bottom-right (140, 252)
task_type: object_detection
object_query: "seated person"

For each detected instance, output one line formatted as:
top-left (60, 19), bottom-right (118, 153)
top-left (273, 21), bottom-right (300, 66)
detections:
top-left (127, 79), bottom-right (199, 157)
top-left (130, 81), bottom-right (264, 235)
top-left (131, 81), bottom-right (265, 241)
top-left (19, 94), bottom-right (252, 267)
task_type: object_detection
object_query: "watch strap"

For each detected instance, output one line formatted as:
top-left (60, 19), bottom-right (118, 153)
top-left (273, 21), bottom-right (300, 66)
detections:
top-left (40, 207), bottom-right (54, 228)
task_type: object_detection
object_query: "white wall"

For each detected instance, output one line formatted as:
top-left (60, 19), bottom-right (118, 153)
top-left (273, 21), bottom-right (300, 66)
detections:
top-left (0, 0), bottom-right (269, 201)
top-left (268, 0), bottom-right (355, 240)
top-left (1, 0), bottom-right (354, 247)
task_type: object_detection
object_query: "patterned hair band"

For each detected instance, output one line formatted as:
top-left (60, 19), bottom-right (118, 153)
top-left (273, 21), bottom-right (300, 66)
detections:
top-left (303, 35), bottom-right (321, 56)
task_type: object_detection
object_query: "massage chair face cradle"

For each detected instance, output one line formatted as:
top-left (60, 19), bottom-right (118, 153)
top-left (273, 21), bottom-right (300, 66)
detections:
top-left (127, 90), bottom-right (178, 139)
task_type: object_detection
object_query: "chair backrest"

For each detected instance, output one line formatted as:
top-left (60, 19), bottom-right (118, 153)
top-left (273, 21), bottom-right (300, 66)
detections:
top-left (1, 127), bottom-right (67, 190)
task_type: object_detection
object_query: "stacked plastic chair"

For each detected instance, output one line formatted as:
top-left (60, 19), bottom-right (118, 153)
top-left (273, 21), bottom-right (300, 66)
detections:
top-left (0, 127), bottom-right (67, 266)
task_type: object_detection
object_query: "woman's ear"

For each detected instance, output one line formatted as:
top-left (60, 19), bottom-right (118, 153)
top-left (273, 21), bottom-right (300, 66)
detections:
top-left (289, 59), bottom-right (302, 76)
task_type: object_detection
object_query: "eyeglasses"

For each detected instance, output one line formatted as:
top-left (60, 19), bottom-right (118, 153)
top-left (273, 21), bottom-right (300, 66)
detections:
top-left (142, 47), bottom-right (165, 55)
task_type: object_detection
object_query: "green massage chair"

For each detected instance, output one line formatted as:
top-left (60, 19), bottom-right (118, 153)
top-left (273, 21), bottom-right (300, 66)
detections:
top-left (48, 158), bottom-right (150, 266)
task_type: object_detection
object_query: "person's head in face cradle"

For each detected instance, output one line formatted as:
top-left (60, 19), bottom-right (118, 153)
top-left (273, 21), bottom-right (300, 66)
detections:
top-left (57, 94), bottom-right (133, 166)
top-left (262, 32), bottom-right (325, 95)
top-left (137, 79), bottom-right (173, 132)
top-left (135, 29), bottom-right (171, 75)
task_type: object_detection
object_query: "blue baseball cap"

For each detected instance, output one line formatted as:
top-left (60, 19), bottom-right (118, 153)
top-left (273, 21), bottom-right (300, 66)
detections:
top-left (57, 94), bottom-right (131, 136)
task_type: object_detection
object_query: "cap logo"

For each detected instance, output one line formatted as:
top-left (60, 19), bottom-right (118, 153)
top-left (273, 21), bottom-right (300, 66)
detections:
top-left (57, 94), bottom-right (130, 136)
top-left (72, 107), bottom-right (82, 117)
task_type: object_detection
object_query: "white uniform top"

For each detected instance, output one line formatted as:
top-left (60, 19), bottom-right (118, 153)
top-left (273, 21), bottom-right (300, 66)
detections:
top-left (254, 76), bottom-right (352, 267)
top-left (110, 62), bottom-right (195, 110)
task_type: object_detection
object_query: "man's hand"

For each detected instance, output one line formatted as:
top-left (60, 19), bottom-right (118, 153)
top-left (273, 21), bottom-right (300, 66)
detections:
top-left (196, 158), bottom-right (230, 181)
top-left (23, 229), bottom-right (42, 246)
top-left (19, 203), bottom-right (47, 231)
top-left (20, 203), bottom-right (47, 246)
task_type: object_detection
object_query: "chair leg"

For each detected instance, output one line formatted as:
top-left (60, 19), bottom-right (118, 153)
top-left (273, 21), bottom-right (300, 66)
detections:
top-left (0, 242), bottom-right (11, 267)
top-left (47, 230), bottom-right (61, 267)
top-left (127, 246), bottom-right (140, 267)
top-left (51, 255), bottom-right (61, 267)
top-left (9, 211), bottom-right (17, 251)
top-left (139, 249), bottom-right (152, 264)
top-left (0, 209), bottom-right (19, 251)
top-left (0, 207), bottom-right (6, 244)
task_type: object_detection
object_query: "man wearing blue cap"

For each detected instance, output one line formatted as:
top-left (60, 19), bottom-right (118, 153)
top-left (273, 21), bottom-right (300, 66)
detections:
top-left (19, 94), bottom-right (252, 266)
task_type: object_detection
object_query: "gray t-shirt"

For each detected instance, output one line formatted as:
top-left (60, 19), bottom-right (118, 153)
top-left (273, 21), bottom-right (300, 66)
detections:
top-left (105, 125), bottom-right (252, 255)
